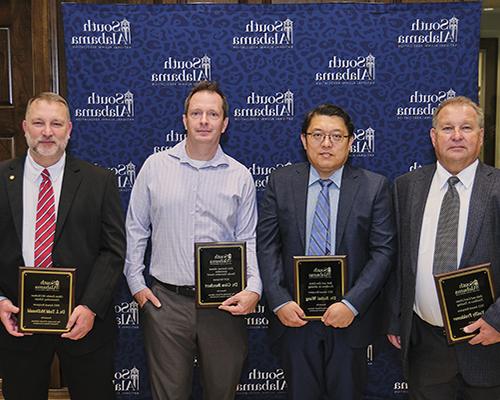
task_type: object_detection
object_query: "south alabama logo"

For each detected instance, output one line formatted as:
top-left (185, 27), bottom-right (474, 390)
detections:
top-left (74, 91), bottom-right (134, 120)
top-left (396, 88), bottom-right (456, 119)
top-left (233, 18), bottom-right (293, 48)
top-left (71, 18), bottom-right (131, 48)
top-left (316, 54), bottom-right (375, 84)
top-left (398, 16), bottom-right (458, 47)
top-left (233, 90), bottom-right (294, 120)
top-left (152, 55), bottom-right (211, 85)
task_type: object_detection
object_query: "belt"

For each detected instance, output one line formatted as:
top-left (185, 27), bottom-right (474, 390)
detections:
top-left (414, 313), bottom-right (447, 337)
top-left (154, 278), bottom-right (196, 298)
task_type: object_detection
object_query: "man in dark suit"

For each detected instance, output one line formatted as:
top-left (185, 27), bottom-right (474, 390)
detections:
top-left (257, 104), bottom-right (396, 400)
top-left (387, 96), bottom-right (500, 399)
top-left (0, 92), bottom-right (125, 400)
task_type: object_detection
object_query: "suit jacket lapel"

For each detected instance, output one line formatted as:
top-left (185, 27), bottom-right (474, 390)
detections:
top-left (4, 158), bottom-right (25, 244)
top-left (291, 163), bottom-right (309, 250)
top-left (460, 162), bottom-right (491, 267)
top-left (336, 164), bottom-right (359, 249)
top-left (409, 165), bottom-right (435, 274)
top-left (54, 157), bottom-right (82, 246)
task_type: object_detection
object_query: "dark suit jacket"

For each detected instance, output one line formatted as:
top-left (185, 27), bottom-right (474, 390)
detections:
top-left (388, 162), bottom-right (500, 386)
top-left (257, 162), bottom-right (396, 348)
top-left (0, 155), bottom-right (126, 355)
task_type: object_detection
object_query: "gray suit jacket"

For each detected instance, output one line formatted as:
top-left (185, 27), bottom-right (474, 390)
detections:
top-left (257, 162), bottom-right (396, 347)
top-left (388, 162), bottom-right (500, 386)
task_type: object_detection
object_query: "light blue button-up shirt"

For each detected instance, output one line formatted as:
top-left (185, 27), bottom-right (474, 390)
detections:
top-left (305, 166), bottom-right (343, 255)
top-left (124, 140), bottom-right (262, 297)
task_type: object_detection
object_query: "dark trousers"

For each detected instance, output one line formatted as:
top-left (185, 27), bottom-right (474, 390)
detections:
top-left (408, 314), bottom-right (500, 400)
top-left (142, 281), bottom-right (248, 400)
top-left (277, 321), bottom-right (367, 400)
top-left (0, 335), bottom-right (115, 400)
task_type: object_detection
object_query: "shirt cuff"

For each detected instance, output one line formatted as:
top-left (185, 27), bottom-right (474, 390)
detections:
top-left (126, 274), bottom-right (148, 297)
top-left (273, 300), bottom-right (292, 314)
top-left (341, 299), bottom-right (359, 316)
top-left (245, 276), bottom-right (263, 297)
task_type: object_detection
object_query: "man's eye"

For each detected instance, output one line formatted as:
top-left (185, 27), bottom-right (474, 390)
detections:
top-left (312, 133), bottom-right (323, 140)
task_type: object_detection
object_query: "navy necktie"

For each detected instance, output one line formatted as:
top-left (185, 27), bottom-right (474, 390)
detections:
top-left (308, 179), bottom-right (333, 256)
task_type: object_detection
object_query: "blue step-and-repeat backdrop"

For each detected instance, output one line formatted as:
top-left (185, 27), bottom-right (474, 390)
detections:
top-left (62, 2), bottom-right (481, 399)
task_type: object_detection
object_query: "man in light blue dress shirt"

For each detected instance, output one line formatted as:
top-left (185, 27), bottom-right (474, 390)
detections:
top-left (124, 81), bottom-right (262, 400)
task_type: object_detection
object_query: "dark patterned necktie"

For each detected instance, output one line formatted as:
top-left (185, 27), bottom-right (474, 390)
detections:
top-left (433, 176), bottom-right (460, 274)
top-left (308, 179), bottom-right (333, 256)
top-left (34, 169), bottom-right (56, 268)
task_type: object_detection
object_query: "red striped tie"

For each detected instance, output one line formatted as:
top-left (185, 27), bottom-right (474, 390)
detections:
top-left (34, 169), bottom-right (56, 268)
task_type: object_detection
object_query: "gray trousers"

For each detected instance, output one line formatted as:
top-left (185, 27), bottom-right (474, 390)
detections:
top-left (141, 281), bottom-right (248, 400)
top-left (408, 314), bottom-right (500, 400)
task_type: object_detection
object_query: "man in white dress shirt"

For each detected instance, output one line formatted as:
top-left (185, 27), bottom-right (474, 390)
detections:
top-left (387, 96), bottom-right (500, 399)
top-left (124, 81), bottom-right (262, 400)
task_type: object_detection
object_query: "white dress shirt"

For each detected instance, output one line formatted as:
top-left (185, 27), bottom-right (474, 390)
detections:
top-left (414, 160), bottom-right (478, 326)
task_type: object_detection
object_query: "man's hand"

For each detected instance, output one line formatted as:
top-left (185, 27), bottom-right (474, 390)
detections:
top-left (387, 334), bottom-right (402, 349)
top-left (0, 299), bottom-right (25, 337)
top-left (321, 302), bottom-right (354, 328)
top-left (219, 290), bottom-right (259, 315)
top-left (61, 305), bottom-right (96, 340)
top-left (276, 302), bottom-right (308, 327)
top-left (133, 288), bottom-right (161, 308)
top-left (465, 318), bottom-right (500, 346)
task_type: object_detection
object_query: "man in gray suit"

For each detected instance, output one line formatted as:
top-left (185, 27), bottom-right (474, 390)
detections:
top-left (258, 104), bottom-right (396, 400)
top-left (387, 96), bottom-right (500, 399)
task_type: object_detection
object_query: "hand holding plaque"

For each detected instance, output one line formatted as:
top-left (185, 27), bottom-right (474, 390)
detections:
top-left (434, 263), bottom-right (496, 344)
top-left (294, 256), bottom-right (347, 319)
top-left (18, 267), bottom-right (75, 334)
top-left (195, 242), bottom-right (246, 308)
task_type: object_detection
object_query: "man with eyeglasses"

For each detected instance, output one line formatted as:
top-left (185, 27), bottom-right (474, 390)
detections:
top-left (257, 103), bottom-right (396, 400)
top-left (124, 81), bottom-right (262, 400)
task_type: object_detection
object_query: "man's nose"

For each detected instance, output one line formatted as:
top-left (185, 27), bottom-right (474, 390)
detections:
top-left (41, 124), bottom-right (53, 135)
top-left (200, 112), bottom-right (209, 123)
top-left (321, 135), bottom-right (334, 146)
top-left (451, 127), bottom-right (464, 139)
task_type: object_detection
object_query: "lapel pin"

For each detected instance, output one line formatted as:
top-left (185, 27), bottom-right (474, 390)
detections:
top-left (9, 175), bottom-right (15, 181)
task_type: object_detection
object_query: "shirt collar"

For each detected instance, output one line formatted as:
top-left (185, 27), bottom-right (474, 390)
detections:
top-left (308, 165), bottom-right (344, 189)
top-left (25, 151), bottom-right (66, 183)
top-left (435, 159), bottom-right (478, 190)
top-left (168, 139), bottom-right (229, 169)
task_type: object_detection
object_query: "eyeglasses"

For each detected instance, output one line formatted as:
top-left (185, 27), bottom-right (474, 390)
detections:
top-left (305, 132), bottom-right (350, 143)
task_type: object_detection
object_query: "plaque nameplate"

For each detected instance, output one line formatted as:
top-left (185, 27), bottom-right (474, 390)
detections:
top-left (294, 256), bottom-right (347, 320)
top-left (18, 267), bottom-right (75, 334)
top-left (434, 263), bottom-right (496, 344)
top-left (195, 242), bottom-right (246, 308)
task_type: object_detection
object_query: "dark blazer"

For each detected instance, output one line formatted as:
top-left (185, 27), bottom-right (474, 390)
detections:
top-left (389, 162), bottom-right (500, 386)
top-left (257, 162), bottom-right (396, 348)
top-left (0, 155), bottom-right (126, 355)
